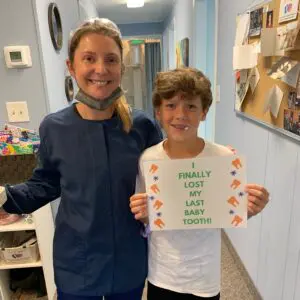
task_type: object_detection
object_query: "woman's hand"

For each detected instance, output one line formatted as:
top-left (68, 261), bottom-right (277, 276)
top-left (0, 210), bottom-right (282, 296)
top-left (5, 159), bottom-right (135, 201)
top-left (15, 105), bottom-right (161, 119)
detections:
top-left (245, 184), bottom-right (270, 219)
top-left (129, 193), bottom-right (148, 224)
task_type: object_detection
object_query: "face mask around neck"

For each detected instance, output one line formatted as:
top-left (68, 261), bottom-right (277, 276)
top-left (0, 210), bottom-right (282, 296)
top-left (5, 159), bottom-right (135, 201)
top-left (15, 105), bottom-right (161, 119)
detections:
top-left (75, 87), bottom-right (123, 111)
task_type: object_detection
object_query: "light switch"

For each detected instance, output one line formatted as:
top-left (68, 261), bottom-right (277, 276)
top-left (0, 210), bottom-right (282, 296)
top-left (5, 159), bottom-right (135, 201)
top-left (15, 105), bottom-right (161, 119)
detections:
top-left (6, 101), bottom-right (30, 122)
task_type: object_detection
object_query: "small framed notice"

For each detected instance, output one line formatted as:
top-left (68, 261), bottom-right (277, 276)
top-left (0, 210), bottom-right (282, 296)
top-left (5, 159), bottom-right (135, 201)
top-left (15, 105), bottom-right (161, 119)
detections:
top-left (143, 155), bottom-right (247, 231)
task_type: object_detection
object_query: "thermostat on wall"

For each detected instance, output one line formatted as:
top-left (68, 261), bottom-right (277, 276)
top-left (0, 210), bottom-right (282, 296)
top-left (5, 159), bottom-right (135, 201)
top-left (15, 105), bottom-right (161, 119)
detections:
top-left (3, 46), bottom-right (32, 68)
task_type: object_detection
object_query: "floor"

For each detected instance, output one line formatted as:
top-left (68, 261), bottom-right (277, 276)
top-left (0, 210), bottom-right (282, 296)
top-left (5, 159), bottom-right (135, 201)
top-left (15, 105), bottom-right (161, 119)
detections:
top-left (142, 231), bottom-right (261, 300)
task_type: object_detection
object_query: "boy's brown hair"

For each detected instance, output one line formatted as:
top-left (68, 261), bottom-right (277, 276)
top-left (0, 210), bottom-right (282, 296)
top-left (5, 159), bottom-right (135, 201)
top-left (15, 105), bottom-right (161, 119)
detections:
top-left (152, 67), bottom-right (213, 112)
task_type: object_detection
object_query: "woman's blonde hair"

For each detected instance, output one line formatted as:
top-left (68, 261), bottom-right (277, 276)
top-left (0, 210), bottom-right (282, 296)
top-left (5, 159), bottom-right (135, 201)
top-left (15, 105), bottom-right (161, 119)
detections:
top-left (68, 18), bottom-right (132, 132)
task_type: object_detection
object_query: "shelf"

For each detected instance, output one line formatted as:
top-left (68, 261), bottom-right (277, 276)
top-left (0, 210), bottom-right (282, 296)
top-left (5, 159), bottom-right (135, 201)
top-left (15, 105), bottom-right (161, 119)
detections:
top-left (0, 218), bottom-right (35, 232)
top-left (0, 260), bottom-right (42, 270)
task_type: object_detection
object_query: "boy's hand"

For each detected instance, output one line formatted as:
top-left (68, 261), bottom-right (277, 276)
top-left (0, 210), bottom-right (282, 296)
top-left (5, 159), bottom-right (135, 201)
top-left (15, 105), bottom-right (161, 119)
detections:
top-left (245, 184), bottom-right (270, 219)
top-left (226, 145), bottom-right (237, 154)
top-left (129, 193), bottom-right (148, 223)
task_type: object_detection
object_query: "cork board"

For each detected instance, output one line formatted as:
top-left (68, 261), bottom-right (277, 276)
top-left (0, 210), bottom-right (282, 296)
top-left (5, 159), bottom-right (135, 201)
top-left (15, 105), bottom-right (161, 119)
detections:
top-left (236, 0), bottom-right (300, 140)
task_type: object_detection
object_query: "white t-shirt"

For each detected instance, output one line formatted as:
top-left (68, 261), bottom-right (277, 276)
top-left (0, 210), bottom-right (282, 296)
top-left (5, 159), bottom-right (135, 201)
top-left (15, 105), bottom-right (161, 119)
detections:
top-left (138, 140), bottom-right (233, 297)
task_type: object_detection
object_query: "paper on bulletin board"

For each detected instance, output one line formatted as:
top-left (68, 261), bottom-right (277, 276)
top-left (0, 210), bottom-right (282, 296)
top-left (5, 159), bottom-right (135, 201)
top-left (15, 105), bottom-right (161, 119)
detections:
top-left (235, 70), bottom-right (250, 110)
top-left (279, 0), bottom-right (300, 23)
top-left (143, 156), bottom-right (247, 231)
top-left (260, 26), bottom-right (298, 56)
top-left (263, 85), bottom-right (283, 118)
top-left (249, 67), bottom-right (260, 92)
top-left (235, 13), bottom-right (250, 46)
top-left (261, 28), bottom-right (280, 56)
top-left (233, 45), bottom-right (258, 70)
top-left (276, 22), bottom-right (300, 51)
top-left (267, 56), bottom-right (300, 88)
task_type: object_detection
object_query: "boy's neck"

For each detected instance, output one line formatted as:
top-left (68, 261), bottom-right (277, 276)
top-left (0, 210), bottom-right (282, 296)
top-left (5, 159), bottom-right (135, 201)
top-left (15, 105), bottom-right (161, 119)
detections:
top-left (163, 138), bottom-right (205, 159)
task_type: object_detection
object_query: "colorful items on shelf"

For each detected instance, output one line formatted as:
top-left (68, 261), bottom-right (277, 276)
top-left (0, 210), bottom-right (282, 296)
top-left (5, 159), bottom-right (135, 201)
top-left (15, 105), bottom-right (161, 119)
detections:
top-left (0, 208), bottom-right (33, 226)
top-left (0, 208), bottom-right (21, 225)
top-left (0, 124), bottom-right (40, 156)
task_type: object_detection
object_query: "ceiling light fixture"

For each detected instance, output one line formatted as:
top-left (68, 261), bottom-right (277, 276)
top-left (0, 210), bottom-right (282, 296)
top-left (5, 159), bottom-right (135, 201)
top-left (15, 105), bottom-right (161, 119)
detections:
top-left (127, 0), bottom-right (144, 8)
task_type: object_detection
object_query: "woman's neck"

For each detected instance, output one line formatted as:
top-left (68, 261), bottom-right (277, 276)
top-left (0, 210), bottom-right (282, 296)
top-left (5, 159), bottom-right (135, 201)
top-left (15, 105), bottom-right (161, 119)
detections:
top-left (164, 137), bottom-right (205, 159)
top-left (76, 102), bottom-right (114, 120)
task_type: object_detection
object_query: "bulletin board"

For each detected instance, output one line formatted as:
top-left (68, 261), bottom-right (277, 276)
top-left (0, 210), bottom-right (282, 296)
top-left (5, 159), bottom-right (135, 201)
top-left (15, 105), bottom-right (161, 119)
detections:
top-left (234, 0), bottom-right (300, 142)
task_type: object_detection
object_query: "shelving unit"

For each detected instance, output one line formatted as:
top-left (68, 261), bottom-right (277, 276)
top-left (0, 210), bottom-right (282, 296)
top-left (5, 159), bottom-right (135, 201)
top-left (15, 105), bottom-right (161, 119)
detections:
top-left (0, 204), bottom-right (55, 300)
top-left (0, 217), bottom-right (35, 233)
top-left (0, 260), bottom-right (43, 270)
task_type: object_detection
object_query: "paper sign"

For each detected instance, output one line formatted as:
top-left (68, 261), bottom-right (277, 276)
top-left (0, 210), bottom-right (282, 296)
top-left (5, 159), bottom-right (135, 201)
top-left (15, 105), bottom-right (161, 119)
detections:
top-left (233, 45), bottom-right (258, 70)
top-left (263, 85), bottom-right (283, 118)
top-left (279, 0), bottom-right (299, 23)
top-left (144, 156), bottom-right (247, 231)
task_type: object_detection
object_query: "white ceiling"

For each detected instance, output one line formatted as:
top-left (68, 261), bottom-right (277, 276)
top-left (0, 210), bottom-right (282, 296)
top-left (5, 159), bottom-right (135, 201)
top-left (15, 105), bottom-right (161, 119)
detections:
top-left (94, 0), bottom-right (174, 24)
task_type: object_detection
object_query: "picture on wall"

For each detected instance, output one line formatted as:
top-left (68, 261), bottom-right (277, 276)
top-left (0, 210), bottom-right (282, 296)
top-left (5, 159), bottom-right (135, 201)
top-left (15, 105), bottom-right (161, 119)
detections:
top-left (283, 109), bottom-right (300, 135)
top-left (249, 7), bottom-right (263, 37)
top-left (279, 0), bottom-right (300, 23)
top-left (266, 11), bottom-right (274, 28)
top-left (176, 37), bottom-right (189, 67)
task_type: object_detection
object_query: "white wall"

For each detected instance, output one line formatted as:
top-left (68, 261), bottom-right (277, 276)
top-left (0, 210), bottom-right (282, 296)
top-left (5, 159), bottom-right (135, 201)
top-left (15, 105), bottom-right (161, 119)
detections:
top-left (194, 0), bottom-right (217, 142)
top-left (78, 0), bottom-right (99, 21)
top-left (162, 0), bottom-right (217, 142)
top-left (163, 0), bottom-right (194, 69)
top-left (32, 0), bottom-right (81, 218)
top-left (33, 0), bottom-right (80, 113)
top-left (0, 0), bottom-right (48, 131)
top-left (216, 1), bottom-right (300, 299)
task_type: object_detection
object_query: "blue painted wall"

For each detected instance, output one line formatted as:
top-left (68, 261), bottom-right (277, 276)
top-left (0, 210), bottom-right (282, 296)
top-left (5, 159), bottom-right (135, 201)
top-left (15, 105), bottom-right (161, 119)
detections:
top-left (118, 22), bottom-right (163, 37)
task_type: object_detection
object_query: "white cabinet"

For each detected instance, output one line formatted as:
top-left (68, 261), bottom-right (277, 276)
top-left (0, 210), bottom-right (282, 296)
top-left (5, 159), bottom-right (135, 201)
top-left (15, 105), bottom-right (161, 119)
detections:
top-left (0, 204), bottom-right (55, 300)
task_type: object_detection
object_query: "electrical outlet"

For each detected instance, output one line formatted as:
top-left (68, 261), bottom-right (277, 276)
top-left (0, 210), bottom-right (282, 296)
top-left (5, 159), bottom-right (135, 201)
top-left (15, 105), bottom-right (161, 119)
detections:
top-left (6, 101), bottom-right (30, 122)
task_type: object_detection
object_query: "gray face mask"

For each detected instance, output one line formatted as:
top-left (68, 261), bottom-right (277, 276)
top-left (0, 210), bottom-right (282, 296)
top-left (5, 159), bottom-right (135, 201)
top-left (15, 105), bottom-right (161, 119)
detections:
top-left (75, 87), bottom-right (123, 111)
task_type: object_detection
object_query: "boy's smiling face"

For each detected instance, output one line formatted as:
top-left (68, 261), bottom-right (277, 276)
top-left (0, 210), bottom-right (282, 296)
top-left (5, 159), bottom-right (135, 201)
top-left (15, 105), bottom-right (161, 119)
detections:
top-left (156, 92), bottom-right (208, 143)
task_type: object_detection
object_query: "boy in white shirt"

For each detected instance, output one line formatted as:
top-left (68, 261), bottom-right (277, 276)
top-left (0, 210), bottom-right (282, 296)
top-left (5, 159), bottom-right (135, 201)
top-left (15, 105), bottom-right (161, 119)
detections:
top-left (130, 67), bottom-right (269, 300)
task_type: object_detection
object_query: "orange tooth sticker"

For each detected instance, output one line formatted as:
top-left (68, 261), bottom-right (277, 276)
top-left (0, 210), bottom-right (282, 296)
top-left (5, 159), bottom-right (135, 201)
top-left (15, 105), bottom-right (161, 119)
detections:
top-left (153, 199), bottom-right (163, 210)
top-left (150, 184), bottom-right (160, 194)
top-left (149, 164), bottom-right (158, 174)
top-left (230, 179), bottom-right (241, 189)
top-left (231, 215), bottom-right (243, 227)
top-left (232, 158), bottom-right (242, 169)
top-left (227, 196), bottom-right (240, 207)
top-left (154, 218), bottom-right (165, 229)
